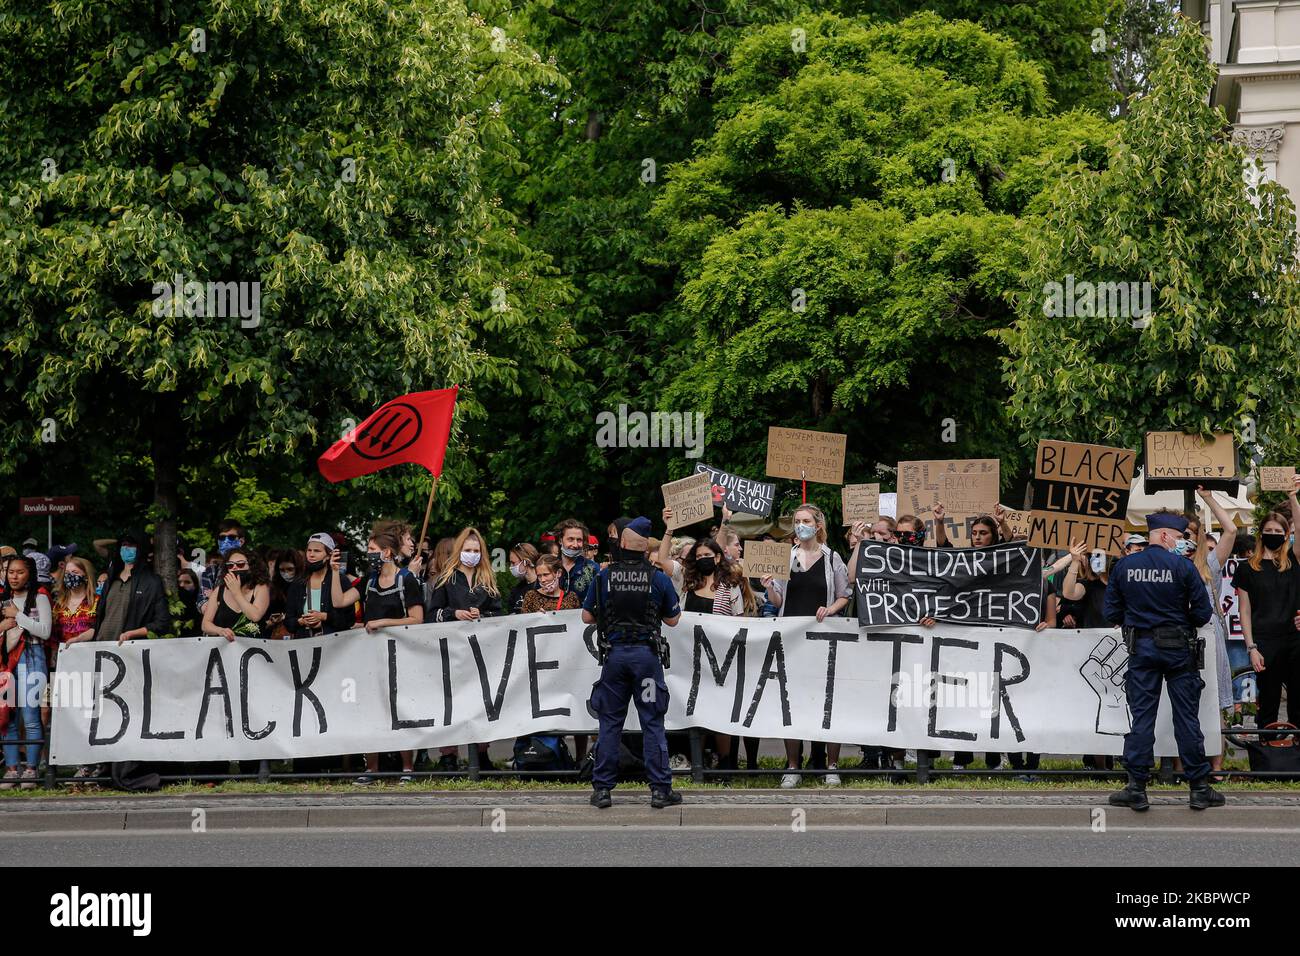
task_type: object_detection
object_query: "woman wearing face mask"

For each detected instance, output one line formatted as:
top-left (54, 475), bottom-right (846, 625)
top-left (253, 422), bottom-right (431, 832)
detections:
top-left (175, 568), bottom-right (202, 636)
top-left (520, 556), bottom-right (579, 613)
top-left (55, 556), bottom-right (100, 783)
top-left (283, 534), bottom-right (356, 639)
top-left (427, 527), bottom-right (502, 775)
top-left (760, 504), bottom-right (851, 788)
top-left (1233, 501), bottom-right (1300, 733)
top-left (507, 543), bottom-right (540, 615)
top-left (263, 549), bottom-right (302, 639)
top-left (200, 547), bottom-right (270, 640)
top-left (0, 556), bottom-right (52, 790)
top-left (332, 532), bottom-right (425, 784)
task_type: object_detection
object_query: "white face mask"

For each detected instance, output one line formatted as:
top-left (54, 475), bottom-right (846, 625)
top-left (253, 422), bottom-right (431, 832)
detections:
top-left (1089, 553), bottom-right (1106, 574)
top-left (461, 550), bottom-right (482, 568)
top-left (794, 523), bottom-right (817, 541)
top-left (510, 562), bottom-right (528, 579)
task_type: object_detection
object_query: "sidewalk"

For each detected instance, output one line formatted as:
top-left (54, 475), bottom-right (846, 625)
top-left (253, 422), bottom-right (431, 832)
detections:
top-left (1, 789), bottom-right (1298, 831)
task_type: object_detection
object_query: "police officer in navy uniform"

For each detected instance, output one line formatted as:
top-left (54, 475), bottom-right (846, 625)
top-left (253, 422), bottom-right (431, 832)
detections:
top-left (1103, 510), bottom-right (1222, 811)
top-left (582, 516), bottom-right (682, 809)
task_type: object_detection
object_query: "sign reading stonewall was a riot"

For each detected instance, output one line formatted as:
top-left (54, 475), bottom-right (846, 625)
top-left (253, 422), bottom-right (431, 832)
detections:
top-left (49, 613), bottom-right (1217, 762)
top-left (855, 542), bottom-right (1043, 629)
top-left (693, 462), bottom-right (775, 517)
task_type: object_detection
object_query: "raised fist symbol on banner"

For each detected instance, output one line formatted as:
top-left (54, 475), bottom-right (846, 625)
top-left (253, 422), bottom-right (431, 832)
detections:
top-left (1080, 635), bottom-right (1131, 736)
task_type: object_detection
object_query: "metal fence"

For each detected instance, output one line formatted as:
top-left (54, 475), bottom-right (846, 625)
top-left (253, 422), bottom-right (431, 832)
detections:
top-left (10, 724), bottom-right (1299, 789)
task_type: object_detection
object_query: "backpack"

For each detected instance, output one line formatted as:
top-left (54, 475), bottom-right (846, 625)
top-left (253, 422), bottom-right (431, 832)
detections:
top-left (512, 734), bottom-right (575, 772)
top-left (1227, 722), bottom-right (1300, 781)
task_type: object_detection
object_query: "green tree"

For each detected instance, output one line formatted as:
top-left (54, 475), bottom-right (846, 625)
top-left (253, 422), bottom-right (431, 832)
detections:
top-left (0, 0), bottom-right (574, 580)
top-left (649, 13), bottom-right (1111, 507)
top-left (1001, 17), bottom-right (1300, 464)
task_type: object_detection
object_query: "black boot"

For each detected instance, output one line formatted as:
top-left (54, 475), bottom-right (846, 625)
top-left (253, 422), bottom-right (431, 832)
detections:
top-left (1189, 777), bottom-right (1225, 810)
top-left (650, 788), bottom-right (683, 809)
top-left (590, 788), bottom-right (612, 809)
top-left (1108, 777), bottom-right (1150, 811)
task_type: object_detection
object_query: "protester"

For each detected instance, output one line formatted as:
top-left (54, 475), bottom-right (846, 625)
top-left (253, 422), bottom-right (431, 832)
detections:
top-left (507, 543), bottom-right (540, 614)
top-left (175, 567), bottom-right (202, 636)
top-left (555, 518), bottom-right (599, 599)
top-left (520, 556), bottom-right (579, 613)
top-left (0, 555), bottom-right (51, 789)
top-left (657, 522), bottom-right (747, 774)
top-left (1235, 496), bottom-right (1300, 732)
top-left (426, 527), bottom-right (501, 773)
top-left (94, 531), bottom-right (170, 645)
top-left (201, 547), bottom-right (270, 640)
top-left (761, 504), bottom-right (851, 787)
top-left (282, 533), bottom-right (356, 639)
top-left (1184, 487), bottom-right (1238, 776)
top-left (330, 531), bottom-right (424, 784)
top-left (265, 548), bottom-right (302, 639)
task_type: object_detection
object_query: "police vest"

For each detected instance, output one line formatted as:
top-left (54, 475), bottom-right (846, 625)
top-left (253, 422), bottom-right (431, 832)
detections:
top-left (603, 561), bottom-right (660, 641)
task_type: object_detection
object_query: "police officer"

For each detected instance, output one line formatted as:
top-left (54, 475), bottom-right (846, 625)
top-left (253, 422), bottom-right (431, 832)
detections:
top-left (1103, 510), bottom-right (1221, 811)
top-left (582, 516), bottom-right (682, 809)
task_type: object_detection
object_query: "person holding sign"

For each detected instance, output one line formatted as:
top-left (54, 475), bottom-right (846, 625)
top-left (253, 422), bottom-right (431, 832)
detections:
top-left (1234, 491), bottom-right (1300, 734)
top-left (1104, 512), bottom-right (1219, 811)
top-left (762, 504), bottom-right (852, 788)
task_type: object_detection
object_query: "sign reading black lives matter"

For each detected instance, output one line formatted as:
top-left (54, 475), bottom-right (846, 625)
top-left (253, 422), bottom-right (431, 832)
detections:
top-left (693, 462), bottom-right (776, 517)
top-left (854, 541), bottom-right (1043, 628)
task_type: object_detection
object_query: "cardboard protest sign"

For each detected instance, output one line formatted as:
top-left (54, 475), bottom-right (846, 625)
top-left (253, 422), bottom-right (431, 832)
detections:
top-left (897, 459), bottom-right (999, 546)
top-left (743, 539), bottom-right (791, 581)
top-left (1259, 467), bottom-right (1296, 492)
top-left (842, 483), bottom-right (880, 525)
top-left (1001, 505), bottom-right (1032, 541)
top-left (855, 541), bottom-right (1043, 628)
top-left (766, 427), bottom-right (847, 485)
top-left (1143, 431), bottom-right (1239, 494)
top-left (1029, 439), bottom-right (1135, 556)
top-left (694, 462), bottom-right (776, 517)
top-left (662, 472), bottom-right (713, 530)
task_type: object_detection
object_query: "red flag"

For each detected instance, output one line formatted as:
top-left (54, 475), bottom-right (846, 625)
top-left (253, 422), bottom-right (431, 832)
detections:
top-left (317, 386), bottom-right (458, 483)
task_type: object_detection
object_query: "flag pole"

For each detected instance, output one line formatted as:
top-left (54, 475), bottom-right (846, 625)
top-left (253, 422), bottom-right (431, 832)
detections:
top-left (417, 473), bottom-right (440, 554)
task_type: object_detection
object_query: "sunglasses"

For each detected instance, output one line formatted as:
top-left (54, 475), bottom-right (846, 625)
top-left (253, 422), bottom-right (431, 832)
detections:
top-left (225, 561), bottom-right (249, 570)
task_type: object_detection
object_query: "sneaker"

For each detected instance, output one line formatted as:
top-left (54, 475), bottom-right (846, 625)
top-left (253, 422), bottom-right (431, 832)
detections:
top-left (952, 763), bottom-right (966, 772)
top-left (398, 773), bottom-right (414, 785)
top-left (352, 774), bottom-right (375, 786)
top-left (19, 768), bottom-right (37, 791)
top-left (650, 788), bottom-right (683, 809)
top-left (590, 788), bottom-right (612, 809)
top-left (0, 769), bottom-right (17, 790)
top-left (780, 771), bottom-right (801, 789)
top-left (668, 754), bottom-right (690, 771)
top-left (824, 764), bottom-right (841, 787)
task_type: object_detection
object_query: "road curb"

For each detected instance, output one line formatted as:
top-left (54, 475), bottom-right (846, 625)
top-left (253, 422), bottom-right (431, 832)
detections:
top-left (1, 801), bottom-right (1298, 831)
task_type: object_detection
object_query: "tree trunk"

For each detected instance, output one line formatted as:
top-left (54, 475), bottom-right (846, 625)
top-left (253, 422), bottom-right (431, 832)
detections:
top-left (810, 376), bottom-right (829, 420)
top-left (151, 396), bottom-right (182, 596)
top-left (585, 109), bottom-right (602, 141)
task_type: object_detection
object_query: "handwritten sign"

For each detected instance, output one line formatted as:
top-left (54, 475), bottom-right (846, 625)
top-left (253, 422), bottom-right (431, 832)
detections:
top-left (1000, 505), bottom-right (1032, 541)
top-left (897, 459), bottom-right (999, 546)
top-left (662, 472), bottom-right (714, 531)
top-left (766, 427), bottom-right (847, 485)
top-left (842, 484), bottom-right (880, 525)
top-left (693, 462), bottom-right (776, 517)
top-left (1029, 440), bottom-right (1135, 557)
top-left (1143, 431), bottom-right (1238, 494)
top-left (743, 540), bottom-right (791, 581)
top-left (1259, 467), bottom-right (1296, 492)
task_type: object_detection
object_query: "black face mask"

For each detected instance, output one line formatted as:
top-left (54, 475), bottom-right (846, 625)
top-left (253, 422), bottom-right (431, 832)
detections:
top-left (695, 556), bottom-right (717, 575)
top-left (617, 547), bottom-right (646, 563)
top-left (1263, 533), bottom-right (1287, 552)
top-left (898, 530), bottom-right (925, 547)
top-left (305, 558), bottom-right (326, 573)
top-left (235, 570), bottom-right (251, 585)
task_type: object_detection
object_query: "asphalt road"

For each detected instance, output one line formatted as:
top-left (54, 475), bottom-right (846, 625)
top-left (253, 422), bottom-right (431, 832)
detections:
top-left (9, 825), bottom-right (1299, 866)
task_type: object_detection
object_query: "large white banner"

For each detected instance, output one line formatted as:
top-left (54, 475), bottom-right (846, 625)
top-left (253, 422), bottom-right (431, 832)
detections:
top-left (49, 611), bottom-right (1219, 763)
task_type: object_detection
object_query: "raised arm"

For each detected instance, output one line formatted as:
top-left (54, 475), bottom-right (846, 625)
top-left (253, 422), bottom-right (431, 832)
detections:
top-left (1198, 485), bottom-right (1236, 567)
